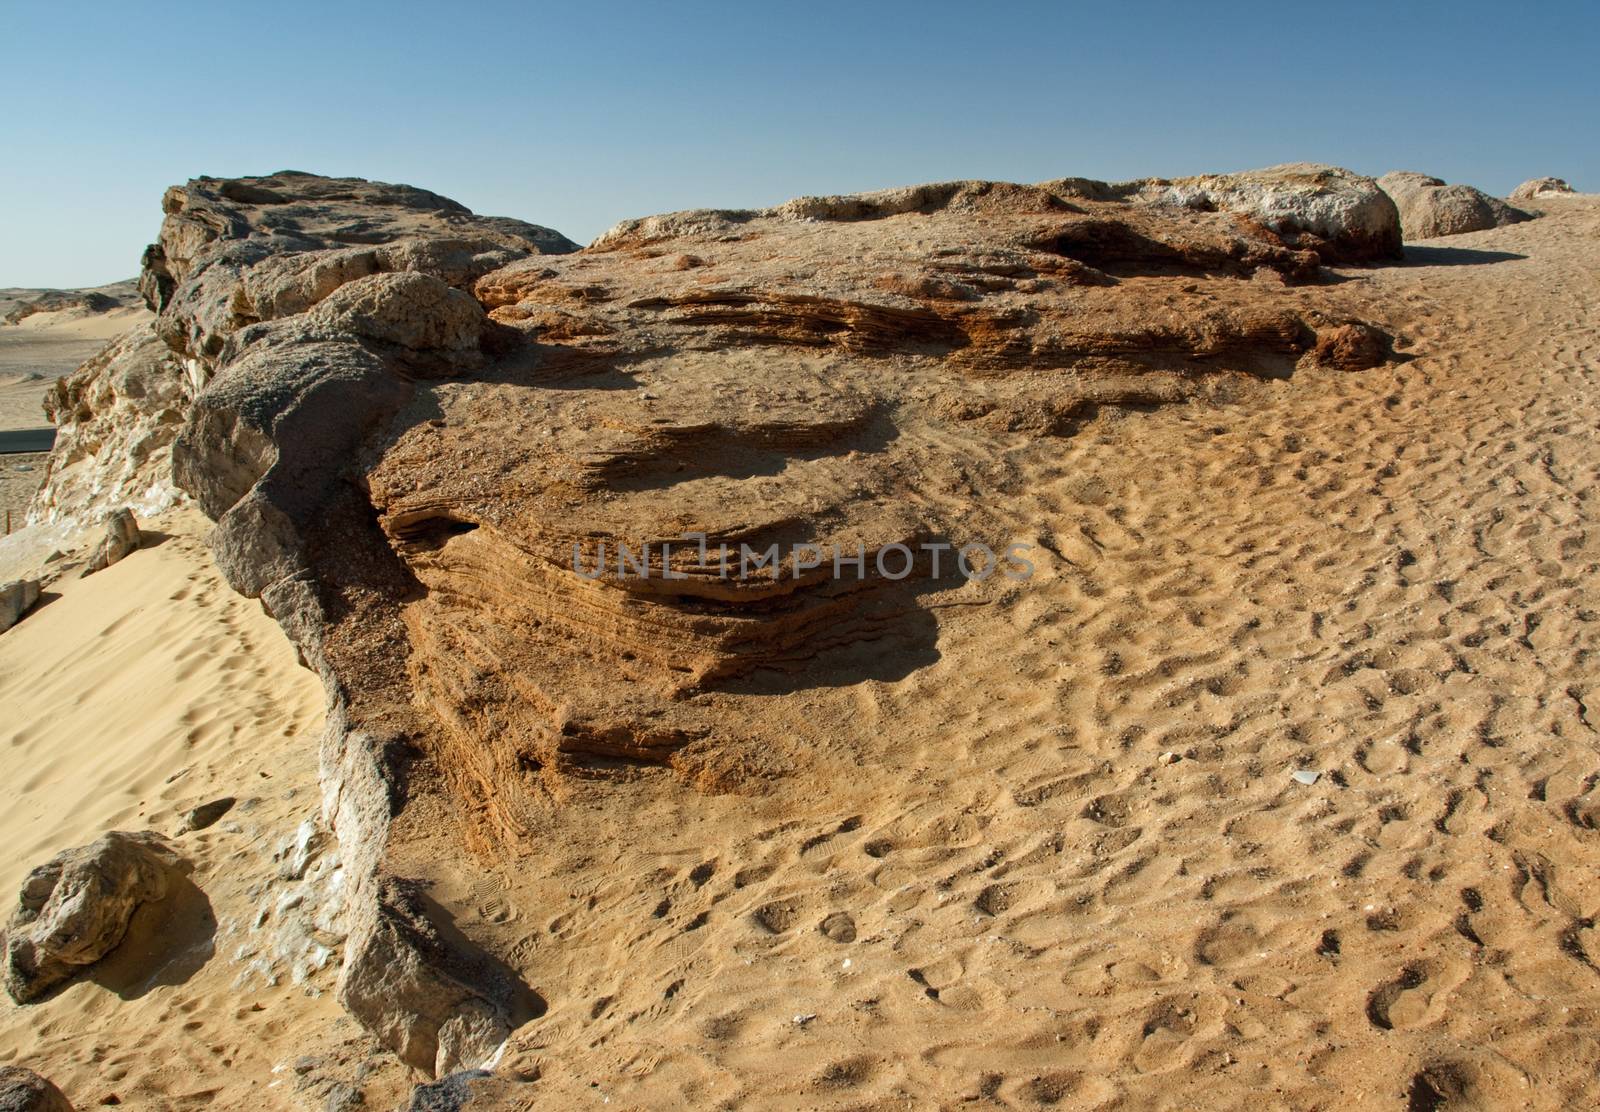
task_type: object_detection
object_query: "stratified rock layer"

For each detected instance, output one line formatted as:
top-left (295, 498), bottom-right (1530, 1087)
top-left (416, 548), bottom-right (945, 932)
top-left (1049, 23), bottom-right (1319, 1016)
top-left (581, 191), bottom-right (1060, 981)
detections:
top-left (35, 166), bottom-right (1403, 1072)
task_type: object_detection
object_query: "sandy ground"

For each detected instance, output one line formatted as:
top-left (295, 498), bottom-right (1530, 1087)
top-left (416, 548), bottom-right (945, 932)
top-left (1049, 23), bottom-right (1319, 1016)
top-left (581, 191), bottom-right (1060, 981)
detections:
top-left (1, 200), bottom-right (1598, 1111)
top-left (0, 304), bottom-right (151, 432)
top-left (0, 509), bottom-right (412, 1111)
top-left (410, 198), bottom-right (1600, 1111)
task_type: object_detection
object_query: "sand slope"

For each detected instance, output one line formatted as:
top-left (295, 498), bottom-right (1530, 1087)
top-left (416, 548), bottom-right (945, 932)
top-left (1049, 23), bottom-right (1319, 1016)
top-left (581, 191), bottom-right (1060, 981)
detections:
top-left (0, 511), bottom-right (410, 1111)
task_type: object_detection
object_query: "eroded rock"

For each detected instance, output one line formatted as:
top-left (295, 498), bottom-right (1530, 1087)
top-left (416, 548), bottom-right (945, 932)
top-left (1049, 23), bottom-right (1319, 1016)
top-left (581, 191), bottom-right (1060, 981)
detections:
top-left (1125, 162), bottom-right (1403, 262)
top-left (307, 272), bottom-right (486, 359)
top-left (4, 831), bottom-right (185, 1004)
top-left (34, 327), bottom-right (186, 526)
top-left (1510, 177), bottom-right (1576, 202)
top-left (1378, 172), bottom-right (1531, 240)
top-left (33, 166), bottom-right (1409, 1075)
top-left (1313, 322), bottom-right (1391, 370)
top-left (177, 797), bottom-right (235, 834)
top-left (337, 879), bottom-right (530, 1076)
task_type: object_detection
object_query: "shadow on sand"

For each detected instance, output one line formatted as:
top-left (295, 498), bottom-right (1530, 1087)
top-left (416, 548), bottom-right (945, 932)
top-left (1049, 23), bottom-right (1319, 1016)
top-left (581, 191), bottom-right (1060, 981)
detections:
top-left (1400, 245), bottom-right (1527, 267)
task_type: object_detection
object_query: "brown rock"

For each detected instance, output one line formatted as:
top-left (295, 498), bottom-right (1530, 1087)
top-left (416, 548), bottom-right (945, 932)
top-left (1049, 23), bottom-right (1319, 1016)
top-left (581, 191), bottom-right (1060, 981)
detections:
top-left (1378, 171), bottom-right (1531, 240)
top-left (0, 579), bottom-right (41, 633)
top-left (1314, 322), bottom-right (1390, 370)
top-left (36, 166), bottom-right (1406, 1072)
top-left (0, 1066), bottom-right (73, 1112)
top-left (81, 508), bottom-right (140, 575)
top-left (176, 797), bottom-right (235, 834)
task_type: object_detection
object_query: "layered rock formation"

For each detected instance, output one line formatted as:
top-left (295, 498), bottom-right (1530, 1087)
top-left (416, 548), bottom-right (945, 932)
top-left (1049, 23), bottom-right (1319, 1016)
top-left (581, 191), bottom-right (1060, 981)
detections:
top-left (1377, 171), bottom-right (1531, 239)
top-left (33, 165), bottom-right (1403, 1074)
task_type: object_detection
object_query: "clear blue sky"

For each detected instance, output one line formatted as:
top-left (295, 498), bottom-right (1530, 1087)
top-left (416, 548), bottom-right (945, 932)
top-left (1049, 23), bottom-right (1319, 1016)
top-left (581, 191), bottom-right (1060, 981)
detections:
top-left (2, 0), bottom-right (1595, 287)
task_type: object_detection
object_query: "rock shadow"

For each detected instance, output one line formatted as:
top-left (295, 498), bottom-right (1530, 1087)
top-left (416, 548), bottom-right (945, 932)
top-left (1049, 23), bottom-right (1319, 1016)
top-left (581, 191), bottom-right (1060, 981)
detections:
top-left (85, 873), bottom-right (215, 1001)
top-left (714, 558), bottom-right (984, 695)
top-left (411, 887), bottom-right (547, 1027)
top-left (1399, 246), bottom-right (1527, 267)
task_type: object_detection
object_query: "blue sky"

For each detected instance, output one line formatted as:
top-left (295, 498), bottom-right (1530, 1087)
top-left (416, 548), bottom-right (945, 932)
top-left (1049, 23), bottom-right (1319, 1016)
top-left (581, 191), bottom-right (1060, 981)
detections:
top-left (1, 0), bottom-right (1595, 287)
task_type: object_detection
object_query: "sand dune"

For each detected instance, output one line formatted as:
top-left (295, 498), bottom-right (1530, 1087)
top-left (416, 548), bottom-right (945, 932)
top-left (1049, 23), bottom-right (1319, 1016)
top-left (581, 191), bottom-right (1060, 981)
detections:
top-left (0, 510), bottom-right (413, 1110)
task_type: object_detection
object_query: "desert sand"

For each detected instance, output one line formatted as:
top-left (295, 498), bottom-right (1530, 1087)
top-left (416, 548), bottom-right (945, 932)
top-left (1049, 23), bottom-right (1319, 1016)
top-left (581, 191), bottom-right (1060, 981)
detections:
top-left (2, 180), bottom-right (1598, 1111)
top-left (420, 196), bottom-right (1600, 1110)
top-left (0, 509), bottom-right (415, 1109)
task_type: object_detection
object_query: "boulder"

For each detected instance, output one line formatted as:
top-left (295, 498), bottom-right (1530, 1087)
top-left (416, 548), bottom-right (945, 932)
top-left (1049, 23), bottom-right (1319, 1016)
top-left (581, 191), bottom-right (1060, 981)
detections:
top-left (176, 797), bottom-right (235, 834)
top-left (1314, 322), bottom-right (1390, 370)
top-left (0, 579), bottom-right (41, 633)
top-left (4, 831), bottom-right (185, 1004)
top-left (402, 1071), bottom-right (492, 1112)
top-left (336, 879), bottom-right (521, 1077)
top-left (307, 272), bottom-right (486, 357)
top-left (1377, 172), bottom-right (1531, 239)
top-left (1510, 177), bottom-right (1576, 202)
top-left (1126, 163), bottom-right (1403, 262)
top-left (81, 508), bottom-right (140, 575)
top-left (0, 1067), bottom-right (73, 1112)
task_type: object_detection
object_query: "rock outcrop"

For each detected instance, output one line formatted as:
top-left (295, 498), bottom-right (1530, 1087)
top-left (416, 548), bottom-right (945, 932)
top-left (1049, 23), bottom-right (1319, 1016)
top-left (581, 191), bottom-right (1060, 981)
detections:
top-left (1121, 163), bottom-right (1403, 262)
top-left (3, 831), bottom-right (185, 1004)
top-left (0, 1067), bottom-right (73, 1112)
top-left (1377, 171), bottom-right (1532, 239)
top-left (0, 578), bottom-right (40, 633)
top-left (32, 327), bottom-right (187, 525)
top-left (1510, 177), bottom-right (1577, 202)
top-left (32, 166), bottom-right (1405, 1074)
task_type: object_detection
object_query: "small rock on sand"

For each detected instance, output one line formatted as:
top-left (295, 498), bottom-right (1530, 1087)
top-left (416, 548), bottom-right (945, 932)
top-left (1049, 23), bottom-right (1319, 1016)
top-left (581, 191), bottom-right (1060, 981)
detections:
top-left (0, 579), bottom-right (41, 634)
top-left (82, 509), bottom-right (140, 576)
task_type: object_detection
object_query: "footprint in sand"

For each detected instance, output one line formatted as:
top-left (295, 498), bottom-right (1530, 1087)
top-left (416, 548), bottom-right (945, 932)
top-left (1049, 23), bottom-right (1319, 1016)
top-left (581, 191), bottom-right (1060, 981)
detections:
top-left (1366, 959), bottom-right (1468, 1031)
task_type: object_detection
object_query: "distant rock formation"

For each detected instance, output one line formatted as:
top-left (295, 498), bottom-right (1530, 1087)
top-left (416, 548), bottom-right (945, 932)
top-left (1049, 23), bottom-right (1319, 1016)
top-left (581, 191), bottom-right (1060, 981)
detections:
top-left (1377, 172), bottom-right (1532, 240)
top-left (32, 165), bottom-right (1402, 1074)
top-left (0, 280), bottom-right (140, 326)
top-left (1125, 162), bottom-right (1403, 261)
top-left (1510, 177), bottom-right (1577, 202)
